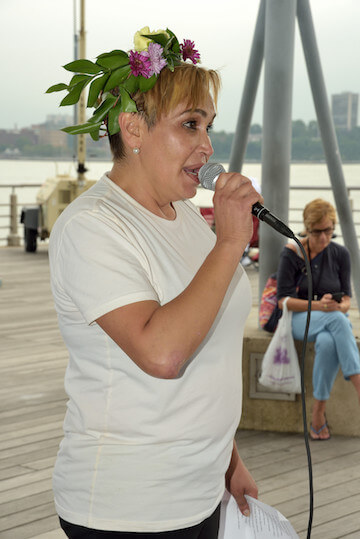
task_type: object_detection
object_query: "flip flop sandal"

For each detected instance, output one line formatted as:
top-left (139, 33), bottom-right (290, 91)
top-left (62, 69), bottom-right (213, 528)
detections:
top-left (310, 422), bottom-right (331, 441)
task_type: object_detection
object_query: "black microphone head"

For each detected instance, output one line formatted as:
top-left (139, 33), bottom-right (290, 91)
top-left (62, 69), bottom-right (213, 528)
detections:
top-left (198, 163), bottom-right (225, 191)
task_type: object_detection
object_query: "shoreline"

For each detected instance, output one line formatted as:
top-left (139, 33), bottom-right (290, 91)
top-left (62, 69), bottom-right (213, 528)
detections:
top-left (1, 156), bottom-right (360, 165)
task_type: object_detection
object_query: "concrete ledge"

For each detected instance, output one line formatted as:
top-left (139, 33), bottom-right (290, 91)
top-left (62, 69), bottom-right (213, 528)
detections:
top-left (240, 309), bottom-right (360, 436)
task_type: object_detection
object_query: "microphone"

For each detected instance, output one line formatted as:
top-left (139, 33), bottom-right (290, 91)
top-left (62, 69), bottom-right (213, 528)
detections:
top-left (198, 163), bottom-right (295, 239)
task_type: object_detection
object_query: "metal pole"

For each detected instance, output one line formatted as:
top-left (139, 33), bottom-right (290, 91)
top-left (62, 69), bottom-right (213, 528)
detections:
top-left (73, 0), bottom-right (78, 159)
top-left (228, 0), bottom-right (265, 173)
top-left (77, 0), bottom-right (87, 184)
top-left (259, 0), bottom-right (297, 299)
top-left (7, 190), bottom-right (21, 247)
top-left (297, 0), bottom-right (360, 312)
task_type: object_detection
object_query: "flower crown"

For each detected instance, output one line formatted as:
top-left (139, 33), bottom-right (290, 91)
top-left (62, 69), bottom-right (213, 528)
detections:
top-left (46, 27), bottom-right (200, 140)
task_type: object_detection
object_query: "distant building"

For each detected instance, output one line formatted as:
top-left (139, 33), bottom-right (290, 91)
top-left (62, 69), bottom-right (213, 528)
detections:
top-left (45, 114), bottom-right (74, 128)
top-left (331, 92), bottom-right (359, 130)
top-left (31, 116), bottom-right (72, 149)
top-left (33, 125), bottom-right (68, 148)
top-left (0, 128), bottom-right (38, 148)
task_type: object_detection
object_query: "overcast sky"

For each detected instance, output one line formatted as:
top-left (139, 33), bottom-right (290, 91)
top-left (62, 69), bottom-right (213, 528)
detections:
top-left (2, 0), bottom-right (359, 132)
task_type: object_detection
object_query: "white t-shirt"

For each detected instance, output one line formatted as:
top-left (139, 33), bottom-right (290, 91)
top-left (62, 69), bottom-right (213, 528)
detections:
top-left (49, 174), bottom-right (251, 532)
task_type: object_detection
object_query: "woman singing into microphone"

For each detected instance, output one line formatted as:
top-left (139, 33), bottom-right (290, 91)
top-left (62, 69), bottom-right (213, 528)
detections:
top-left (48, 26), bottom-right (260, 538)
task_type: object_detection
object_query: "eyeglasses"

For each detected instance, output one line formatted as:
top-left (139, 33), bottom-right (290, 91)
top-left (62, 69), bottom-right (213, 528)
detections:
top-left (308, 227), bottom-right (334, 237)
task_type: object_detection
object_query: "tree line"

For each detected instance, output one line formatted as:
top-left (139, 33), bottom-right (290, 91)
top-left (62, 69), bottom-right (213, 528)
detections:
top-left (1, 120), bottom-right (359, 162)
top-left (210, 120), bottom-right (360, 162)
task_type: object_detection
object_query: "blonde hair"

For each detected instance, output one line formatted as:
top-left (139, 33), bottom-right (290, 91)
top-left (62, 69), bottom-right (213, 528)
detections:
top-left (303, 198), bottom-right (337, 232)
top-left (109, 63), bottom-right (221, 160)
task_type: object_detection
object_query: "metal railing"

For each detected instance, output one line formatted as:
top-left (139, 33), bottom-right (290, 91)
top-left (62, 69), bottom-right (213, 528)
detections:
top-left (0, 184), bottom-right (43, 246)
top-left (1, 183), bottom-right (360, 246)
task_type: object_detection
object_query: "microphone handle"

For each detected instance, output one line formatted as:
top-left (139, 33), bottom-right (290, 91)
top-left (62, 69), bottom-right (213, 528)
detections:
top-left (252, 202), bottom-right (295, 239)
top-left (198, 163), bottom-right (295, 239)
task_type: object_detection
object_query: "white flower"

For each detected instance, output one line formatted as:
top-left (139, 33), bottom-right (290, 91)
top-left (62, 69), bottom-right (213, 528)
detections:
top-left (133, 26), bottom-right (169, 51)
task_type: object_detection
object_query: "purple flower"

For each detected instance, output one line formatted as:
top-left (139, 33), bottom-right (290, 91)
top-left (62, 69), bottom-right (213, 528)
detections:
top-left (180, 39), bottom-right (201, 64)
top-left (146, 42), bottom-right (167, 75)
top-left (129, 50), bottom-right (152, 78)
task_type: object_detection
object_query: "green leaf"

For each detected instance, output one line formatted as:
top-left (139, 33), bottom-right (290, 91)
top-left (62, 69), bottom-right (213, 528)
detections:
top-left (107, 102), bottom-right (122, 135)
top-left (171, 40), bottom-right (180, 55)
top-left (90, 129), bottom-right (100, 141)
top-left (89, 95), bottom-right (117, 123)
top-left (138, 74), bottom-right (157, 92)
top-left (165, 55), bottom-right (175, 72)
top-left (69, 74), bottom-right (93, 87)
top-left (167, 51), bottom-right (181, 69)
top-left (45, 83), bottom-right (68, 93)
top-left (61, 121), bottom-right (102, 135)
top-left (141, 32), bottom-right (169, 48)
top-left (103, 65), bottom-right (131, 92)
top-left (96, 52), bottom-right (129, 70)
top-left (166, 28), bottom-right (176, 38)
top-left (122, 74), bottom-right (139, 95)
top-left (63, 59), bottom-right (103, 74)
top-left (87, 72), bottom-right (110, 108)
top-left (166, 29), bottom-right (180, 54)
top-left (59, 78), bottom-right (92, 106)
top-left (119, 88), bottom-right (137, 113)
top-left (60, 83), bottom-right (84, 106)
top-left (97, 49), bottom-right (128, 60)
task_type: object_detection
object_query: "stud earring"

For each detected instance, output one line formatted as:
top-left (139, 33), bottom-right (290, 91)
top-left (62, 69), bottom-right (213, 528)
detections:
top-left (133, 147), bottom-right (140, 155)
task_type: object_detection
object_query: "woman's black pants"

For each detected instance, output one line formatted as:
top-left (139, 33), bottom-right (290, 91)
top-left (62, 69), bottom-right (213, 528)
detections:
top-left (59, 504), bottom-right (220, 539)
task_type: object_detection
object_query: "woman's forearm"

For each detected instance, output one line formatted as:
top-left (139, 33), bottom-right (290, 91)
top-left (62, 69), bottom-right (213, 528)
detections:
top-left (97, 238), bottom-right (247, 378)
top-left (141, 240), bottom-right (246, 374)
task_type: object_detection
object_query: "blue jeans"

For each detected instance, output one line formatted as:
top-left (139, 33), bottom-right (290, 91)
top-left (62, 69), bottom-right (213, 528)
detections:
top-left (292, 311), bottom-right (360, 400)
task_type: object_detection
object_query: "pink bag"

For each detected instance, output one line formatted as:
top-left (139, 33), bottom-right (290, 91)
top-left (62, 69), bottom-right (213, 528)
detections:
top-left (259, 273), bottom-right (281, 332)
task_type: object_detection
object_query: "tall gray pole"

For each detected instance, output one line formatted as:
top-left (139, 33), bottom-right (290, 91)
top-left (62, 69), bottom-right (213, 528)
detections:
top-left (297, 0), bottom-right (360, 311)
top-left (259, 0), bottom-right (297, 298)
top-left (228, 0), bottom-right (265, 173)
top-left (77, 0), bottom-right (87, 183)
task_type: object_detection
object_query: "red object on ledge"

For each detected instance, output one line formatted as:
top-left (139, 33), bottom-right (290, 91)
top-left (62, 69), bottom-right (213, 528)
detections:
top-left (199, 207), bottom-right (215, 228)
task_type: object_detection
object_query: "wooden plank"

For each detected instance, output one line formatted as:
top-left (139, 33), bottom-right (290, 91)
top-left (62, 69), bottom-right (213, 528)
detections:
top-left (293, 494), bottom-right (360, 538)
top-left (276, 477), bottom-right (360, 521)
top-left (0, 415), bottom-right (65, 436)
top-left (0, 444), bottom-right (61, 471)
top-left (0, 478), bottom-right (53, 505)
top-left (0, 401), bottom-right (66, 423)
top-left (29, 530), bottom-right (65, 539)
top-left (0, 515), bottom-right (61, 539)
top-left (0, 465), bottom-right (30, 481)
top-left (0, 491), bottom-right (54, 519)
top-left (0, 502), bottom-right (55, 533)
top-left (0, 468), bottom-right (52, 494)
top-left (259, 460), bottom-right (360, 507)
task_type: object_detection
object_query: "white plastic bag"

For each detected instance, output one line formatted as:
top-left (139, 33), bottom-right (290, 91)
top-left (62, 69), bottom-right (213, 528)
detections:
top-left (259, 297), bottom-right (301, 393)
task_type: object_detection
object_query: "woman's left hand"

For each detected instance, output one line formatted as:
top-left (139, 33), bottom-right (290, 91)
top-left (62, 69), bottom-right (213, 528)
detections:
top-left (319, 293), bottom-right (340, 312)
top-left (320, 293), bottom-right (350, 314)
top-left (225, 441), bottom-right (258, 516)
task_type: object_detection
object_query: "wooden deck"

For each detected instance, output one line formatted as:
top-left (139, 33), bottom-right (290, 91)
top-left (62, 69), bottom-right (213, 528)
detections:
top-left (1, 244), bottom-right (360, 539)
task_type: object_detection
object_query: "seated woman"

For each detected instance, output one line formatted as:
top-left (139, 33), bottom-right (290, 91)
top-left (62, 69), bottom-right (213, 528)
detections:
top-left (276, 198), bottom-right (360, 440)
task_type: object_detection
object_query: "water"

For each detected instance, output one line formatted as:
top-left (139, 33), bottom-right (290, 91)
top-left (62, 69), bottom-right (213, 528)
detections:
top-left (1, 159), bottom-right (360, 243)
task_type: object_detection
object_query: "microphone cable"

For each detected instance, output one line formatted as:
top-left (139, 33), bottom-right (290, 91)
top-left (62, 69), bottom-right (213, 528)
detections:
top-left (198, 162), bottom-right (314, 535)
top-left (292, 236), bottom-right (313, 539)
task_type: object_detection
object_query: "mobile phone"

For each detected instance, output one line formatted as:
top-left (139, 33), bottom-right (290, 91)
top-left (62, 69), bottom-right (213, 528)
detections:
top-left (331, 292), bottom-right (344, 303)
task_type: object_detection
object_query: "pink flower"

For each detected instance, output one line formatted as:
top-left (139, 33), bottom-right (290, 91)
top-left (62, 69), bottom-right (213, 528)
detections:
top-left (129, 50), bottom-right (152, 78)
top-left (180, 39), bottom-right (201, 64)
top-left (146, 42), bottom-right (167, 75)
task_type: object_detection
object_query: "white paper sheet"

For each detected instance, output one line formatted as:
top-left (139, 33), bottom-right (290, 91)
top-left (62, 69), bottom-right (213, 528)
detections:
top-left (218, 492), bottom-right (299, 539)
